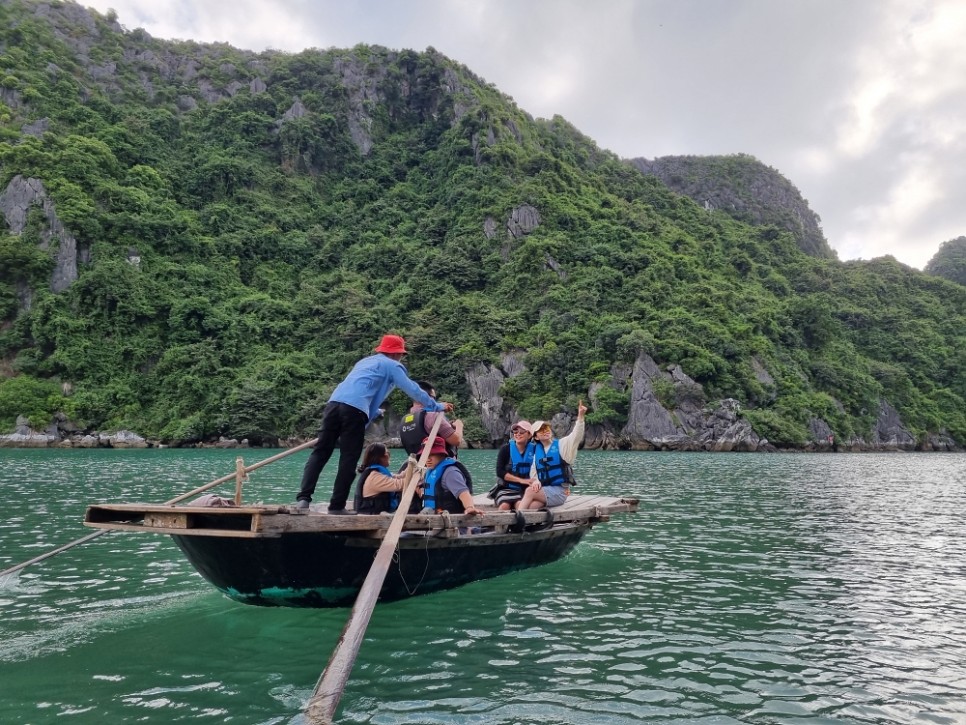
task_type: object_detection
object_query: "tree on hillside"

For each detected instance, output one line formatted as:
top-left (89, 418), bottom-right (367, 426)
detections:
top-left (925, 236), bottom-right (966, 286)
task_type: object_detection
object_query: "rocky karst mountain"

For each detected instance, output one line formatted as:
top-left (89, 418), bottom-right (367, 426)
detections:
top-left (0, 0), bottom-right (963, 452)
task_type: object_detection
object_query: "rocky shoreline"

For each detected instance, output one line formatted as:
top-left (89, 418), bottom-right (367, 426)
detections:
top-left (2, 412), bottom-right (958, 454)
top-left (1, 350), bottom-right (961, 453)
top-left (0, 416), bottom-right (254, 449)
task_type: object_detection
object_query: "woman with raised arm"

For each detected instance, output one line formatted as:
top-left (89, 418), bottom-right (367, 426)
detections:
top-left (517, 400), bottom-right (587, 511)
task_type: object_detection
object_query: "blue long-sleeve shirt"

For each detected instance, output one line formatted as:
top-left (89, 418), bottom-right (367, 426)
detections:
top-left (329, 353), bottom-right (444, 425)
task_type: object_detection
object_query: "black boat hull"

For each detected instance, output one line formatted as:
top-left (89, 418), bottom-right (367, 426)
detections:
top-left (172, 521), bottom-right (592, 607)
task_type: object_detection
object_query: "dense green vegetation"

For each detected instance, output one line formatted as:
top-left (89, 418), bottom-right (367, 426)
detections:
top-left (925, 236), bottom-right (966, 286)
top-left (0, 0), bottom-right (963, 448)
top-left (629, 153), bottom-right (833, 260)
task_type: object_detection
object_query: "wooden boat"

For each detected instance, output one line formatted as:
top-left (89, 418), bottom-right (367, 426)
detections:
top-left (84, 494), bottom-right (638, 608)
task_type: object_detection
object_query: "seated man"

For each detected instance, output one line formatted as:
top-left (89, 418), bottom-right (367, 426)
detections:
top-left (418, 436), bottom-right (481, 516)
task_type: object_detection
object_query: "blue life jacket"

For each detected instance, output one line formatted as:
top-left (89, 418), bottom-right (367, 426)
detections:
top-left (534, 440), bottom-right (575, 487)
top-left (423, 458), bottom-right (473, 513)
top-left (506, 441), bottom-right (537, 489)
top-left (354, 465), bottom-right (400, 514)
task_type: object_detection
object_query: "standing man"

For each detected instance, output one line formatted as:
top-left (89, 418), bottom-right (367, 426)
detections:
top-left (296, 334), bottom-right (453, 514)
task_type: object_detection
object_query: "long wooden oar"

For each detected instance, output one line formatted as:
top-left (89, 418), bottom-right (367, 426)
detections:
top-left (304, 415), bottom-right (445, 724)
top-left (0, 438), bottom-right (319, 579)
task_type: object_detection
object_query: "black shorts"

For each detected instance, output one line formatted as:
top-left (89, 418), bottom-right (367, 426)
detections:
top-left (494, 486), bottom-right (524, 507)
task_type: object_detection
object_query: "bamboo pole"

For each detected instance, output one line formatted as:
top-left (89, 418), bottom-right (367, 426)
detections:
top-left (303, 416), bottom-right (445, 724)
top-left (234, 456), bottom-right (246, 505)
top-left (0, 438), bottom-right (319, 578)
top-left (164, 438), bottom-right (319, 505)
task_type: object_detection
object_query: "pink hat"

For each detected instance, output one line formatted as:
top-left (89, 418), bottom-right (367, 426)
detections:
top-left (418, 436), bottom-right (448, 456)
top-left (511, 421), bottom-right (532, 434)
top-left (374, 334), bottom-right (407, 354)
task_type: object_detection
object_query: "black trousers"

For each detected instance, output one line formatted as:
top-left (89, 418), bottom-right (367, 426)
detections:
top-left (297, 402), bottom-right (369, 510)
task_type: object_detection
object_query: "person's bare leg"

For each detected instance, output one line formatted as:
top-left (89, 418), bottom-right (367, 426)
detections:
top-left (515, 488), bottom-right (546, 510)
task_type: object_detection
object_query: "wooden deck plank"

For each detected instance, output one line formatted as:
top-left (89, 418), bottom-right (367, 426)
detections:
top-left (82, 522), bottom-right (265, 538)
top-left (88, 503), bottom-right (286, 515)
top-left (84, 496), bottom-right (639, 538)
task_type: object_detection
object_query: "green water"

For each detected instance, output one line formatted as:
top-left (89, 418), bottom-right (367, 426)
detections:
top-left (1, 448), bottom-right (965, 724)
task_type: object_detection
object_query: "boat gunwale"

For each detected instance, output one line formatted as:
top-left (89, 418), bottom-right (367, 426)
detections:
top-left (83, 494), bottom-right (639, 538)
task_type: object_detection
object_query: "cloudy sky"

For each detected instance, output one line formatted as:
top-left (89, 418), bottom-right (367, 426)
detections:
top-left (82, 0), bottom-right (965, 270)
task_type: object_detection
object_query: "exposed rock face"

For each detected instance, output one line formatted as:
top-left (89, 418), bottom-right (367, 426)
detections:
top-left (0, 417), bottom-right (55, 448)
top-left (922, 431), bottom-right (958, 451)
top-left (0, 175), bottom-right (45, 234)
top-left (456, 350), bottom-right (782, 452)
top-left (615, 354), bottom-right (775, 451)
top-left (331, 50), bottom-right (474, 156)
top-left (622, 354), bottom-right (681, 446)
top-left (483, 216), bottom-right (498, 240)
top-left (464, 351), bottom-right (528, 444)
top-left (31, 0), bottom-right (103, 46)
top-left (280, 97), bottom-right (307, 123)
top-left (751, 356), bottom-right (777, 400)
top-left (21, 117), bottom-right (49, 137)
top-left (807, 417), bottom-right (836, 450)
top-left (98, 430), bottom-right (148, 448)
top-left (704, 399), bottom-right (767, 452)
top-left (0, 419), bottom-right (152, 449)
top-left (214, 436), bottom-right (249, 448)
top-left (494, 205), bottom-right (543, 258)
top-left (17, 5), bottom-right (483, 171)
top-left (0, 175), bottom-right (84, 293)
top-left (871, 400), bottom-right (916, 450)
top-left (506, 204), bottom-right (541, 238)
top-left (0, 86), bottom-right (22, 109)
top-left (334, 55), bottom-right (382, 155)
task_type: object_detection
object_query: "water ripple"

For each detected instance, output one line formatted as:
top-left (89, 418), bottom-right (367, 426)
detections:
top-left (2, 449), bottom-right (966, 723)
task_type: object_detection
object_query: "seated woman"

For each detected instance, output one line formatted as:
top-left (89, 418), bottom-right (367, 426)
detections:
top-left (517, 400), bottom-right (587, 511)
top-left (492, 420), bottom-right (536, 510)
top-left (353, 442), bottom-right (408, 514)
top-left (419, 436), bottom-right (481, 516)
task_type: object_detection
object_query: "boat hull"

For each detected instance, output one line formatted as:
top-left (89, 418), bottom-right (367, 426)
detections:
top-left (172, 522), bottom-right (592, 607)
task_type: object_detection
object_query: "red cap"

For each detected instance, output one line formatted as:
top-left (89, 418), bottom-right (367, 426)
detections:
top-left (374, 334), bottom-right (407, 354)
top-left (418, 436), bottom-right (448, 456)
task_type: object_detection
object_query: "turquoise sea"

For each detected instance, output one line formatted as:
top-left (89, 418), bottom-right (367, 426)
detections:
top-left (1, 448), bottom-right (965, 724)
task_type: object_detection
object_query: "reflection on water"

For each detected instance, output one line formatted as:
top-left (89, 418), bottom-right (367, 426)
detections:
top-left (1, 448), bottom-right (965, 724)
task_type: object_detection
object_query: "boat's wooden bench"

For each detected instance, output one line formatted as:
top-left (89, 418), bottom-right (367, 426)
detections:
top-left (84, 495), bottom-right (638, 538)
